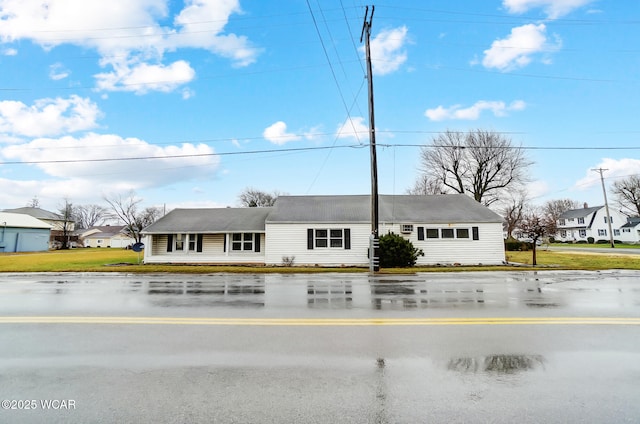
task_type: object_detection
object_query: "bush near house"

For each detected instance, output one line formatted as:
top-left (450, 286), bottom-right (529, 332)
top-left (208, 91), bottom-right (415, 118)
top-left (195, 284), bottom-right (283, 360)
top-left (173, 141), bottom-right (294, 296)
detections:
top-left (504, 239), bottom-right (532, 251)
top-left (379, 233), bottom-right (424, 268)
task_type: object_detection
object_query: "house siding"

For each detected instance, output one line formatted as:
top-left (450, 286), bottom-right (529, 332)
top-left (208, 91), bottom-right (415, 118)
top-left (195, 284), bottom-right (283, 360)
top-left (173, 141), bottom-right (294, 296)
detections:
top-left (144, 233), bottom-right (265, 264)
top-left (265, 222), bottom-right (505, 266)
top-left (265, 223), bottom-right (370, 266)
top-left (380, 222), bottom-right (505, 265)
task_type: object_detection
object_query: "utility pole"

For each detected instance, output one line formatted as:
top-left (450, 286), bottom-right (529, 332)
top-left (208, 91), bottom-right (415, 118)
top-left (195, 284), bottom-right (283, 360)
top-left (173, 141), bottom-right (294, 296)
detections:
top-left (361, 5), bottom-right (379, 272)
top-left (593, 168), bottom-right (615, 248)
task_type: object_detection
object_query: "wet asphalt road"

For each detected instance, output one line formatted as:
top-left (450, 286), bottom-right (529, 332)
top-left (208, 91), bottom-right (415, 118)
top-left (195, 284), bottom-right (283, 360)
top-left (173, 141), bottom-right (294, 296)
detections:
top-left (1, 271), bottom-right (639, 423)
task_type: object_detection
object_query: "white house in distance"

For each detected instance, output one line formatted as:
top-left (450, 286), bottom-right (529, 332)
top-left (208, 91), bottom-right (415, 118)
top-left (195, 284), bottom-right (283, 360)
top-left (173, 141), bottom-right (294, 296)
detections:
top-left (619, 217), bottom-right (640, 244)
top-left (142, 194), bottom-right (506, 267)
top-left (78, 225), bottom-right (135, 248)
top-left (555, 204), bottom-right (631, 243)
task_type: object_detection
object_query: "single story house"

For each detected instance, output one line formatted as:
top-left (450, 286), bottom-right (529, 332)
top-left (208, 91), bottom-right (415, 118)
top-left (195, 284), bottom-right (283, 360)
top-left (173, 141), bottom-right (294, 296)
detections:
top-left (3, 207), bottom-right (75, 248)
top-left (0, 212), bottom-right (52, 252)
top-left (556, 204), bottom-right (630, 243)
top-left (78, 225), bottom-right (135, 248)
top-left (142, 194), bottom-right (505, 267)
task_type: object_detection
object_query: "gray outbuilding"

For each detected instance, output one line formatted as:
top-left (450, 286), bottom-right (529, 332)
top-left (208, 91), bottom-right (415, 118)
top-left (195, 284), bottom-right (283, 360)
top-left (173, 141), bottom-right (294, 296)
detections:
top-left (0, 212), bottom-right (52, 252)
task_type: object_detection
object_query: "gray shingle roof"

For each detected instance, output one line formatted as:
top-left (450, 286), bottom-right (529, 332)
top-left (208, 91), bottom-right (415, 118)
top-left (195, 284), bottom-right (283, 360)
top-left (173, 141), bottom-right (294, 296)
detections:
top-left (267, 195), bottom-right (502, 224)
top-left (143, 195), bottom-right (501, 234)
top-left (143, 207), bottom-right (272, 234)
top-left (3, 207), bottom-right (63, 221)
top-left (559, 206), bottom-right (602, 219)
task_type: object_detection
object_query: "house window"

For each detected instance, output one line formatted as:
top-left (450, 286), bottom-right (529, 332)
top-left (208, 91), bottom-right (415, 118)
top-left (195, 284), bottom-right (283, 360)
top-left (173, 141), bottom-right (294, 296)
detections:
top-left (578, 217), bottom-right (585, 224)
top-left (623, 228), bottom-right (631, 233)
top-left (166, 234), bottom-right (204, 253)
top-left (472, 226), bottom-right (479, 240)
top-left (568, 218), bottom-right (574, 222)
top-left (579, 230), bottom-right (586, 237)
top-left (560, 231), bottom-right (566, 238)
top-left (441, 228), bottom-right (454, 239)
top-left (175, 234), bottom-right (185, 251)
top-left (330, 229), bottom-right (343, 247)
top-left (232, 233), bottom-right (253, 251)
top-left (426, 228), bottom-right (439, 239)
top-left (614, 229), bottom-right (620, 236)
top-left (307, 228), bottom-right (351, 249)
top-left (598, 229), bottom-right (607, 236)
top-left (400, 224), bottom-right (413, 234)
top-left (456, 228), bottom-right (470, 239)
top-left (559, 219), bottom-right (566, 226)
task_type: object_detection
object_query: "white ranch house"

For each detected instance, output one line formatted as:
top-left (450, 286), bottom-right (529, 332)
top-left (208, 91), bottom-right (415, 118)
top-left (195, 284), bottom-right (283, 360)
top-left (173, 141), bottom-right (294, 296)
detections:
top-left (555, 204), bottom-right (638, 243)
top-left (142, 195), bottom-right (505, 267)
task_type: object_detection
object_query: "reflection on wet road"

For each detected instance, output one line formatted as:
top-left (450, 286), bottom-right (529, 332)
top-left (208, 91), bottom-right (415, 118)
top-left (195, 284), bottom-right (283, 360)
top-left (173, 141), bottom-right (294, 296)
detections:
top-left (1, 270), bottom-right (638, 316)
top-left (1, 270), bottom-right (639, 423)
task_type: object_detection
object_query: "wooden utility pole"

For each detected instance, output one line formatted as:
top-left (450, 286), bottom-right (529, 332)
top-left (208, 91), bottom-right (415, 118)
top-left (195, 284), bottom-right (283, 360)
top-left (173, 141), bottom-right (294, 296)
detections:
top-left (593, 168), bottom-right (615, 248)
top-left (361, 5), bottom-right (379, 272)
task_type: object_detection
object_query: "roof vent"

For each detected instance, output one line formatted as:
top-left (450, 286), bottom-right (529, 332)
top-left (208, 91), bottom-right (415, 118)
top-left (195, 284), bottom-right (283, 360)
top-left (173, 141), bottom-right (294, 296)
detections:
top-left (584, 202), bottom-right (588, 208)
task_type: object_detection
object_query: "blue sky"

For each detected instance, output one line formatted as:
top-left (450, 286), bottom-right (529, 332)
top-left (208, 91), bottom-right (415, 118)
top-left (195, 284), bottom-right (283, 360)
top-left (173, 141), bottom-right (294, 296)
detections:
top-left (0, 0), bottom-right (638, 213)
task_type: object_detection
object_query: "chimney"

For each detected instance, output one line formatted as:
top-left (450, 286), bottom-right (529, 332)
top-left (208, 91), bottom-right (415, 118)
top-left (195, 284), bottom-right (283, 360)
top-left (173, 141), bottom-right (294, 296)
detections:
top-left (583, 202), bottom-right (588, 209)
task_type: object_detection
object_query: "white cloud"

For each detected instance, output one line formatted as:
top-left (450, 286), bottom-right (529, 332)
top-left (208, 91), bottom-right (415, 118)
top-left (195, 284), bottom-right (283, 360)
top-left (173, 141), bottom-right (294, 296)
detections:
top-left (482, 24), bottom-right (560, 71)
top-left (425, 100), bottom-right (526, 121)
top-left (2, 133), bottom-right (221, 190)
top-left (49, 63), bottom-right (70, 80)
top-left (0, 0), bottom-right (260, 93)
top-left (2, 48), bottom-right (17, 56)
top-left (574, 158), bottom-right (640, 190)
top-left (503, 0), bottom-right (593, 19)
top-left (336, 117), bottom-right (369, 142)
top-left (95, 60), bottom-right (195, 94)
top-left (263, 121), bottom-right (301, 145)
top-left (362, 26), bottom-right (409, 76)
top-left (0, 96), bottom-right (101, 137)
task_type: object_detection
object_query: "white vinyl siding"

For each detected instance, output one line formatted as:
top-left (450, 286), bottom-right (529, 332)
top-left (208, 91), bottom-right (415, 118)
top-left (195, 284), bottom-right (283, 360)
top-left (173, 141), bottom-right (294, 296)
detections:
top-left (265, 223), bottom-right (368, 266)
top-left (144, 233), bottom-right (265, 264)
top-left (379, 222), bottom-right (505, 266)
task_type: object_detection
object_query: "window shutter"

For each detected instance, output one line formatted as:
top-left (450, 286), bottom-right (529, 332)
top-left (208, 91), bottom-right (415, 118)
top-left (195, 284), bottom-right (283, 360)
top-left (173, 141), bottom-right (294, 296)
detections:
top-left (196, 234), bottom-right (203, 252)
top-left (344, 229), bottom-right (351, 250)
top-left (223, 234), bottom-right (226, 252)
top-left (167, 234), bottom-right (173, 252)
top-left (417, 227), bottom-right (424, 241)
top-left (472, 226), bottom-right (479, 240)
top-left (307, 229), bottom-right (314, 249)
top-left (255, 233), bottom-right (261, 252)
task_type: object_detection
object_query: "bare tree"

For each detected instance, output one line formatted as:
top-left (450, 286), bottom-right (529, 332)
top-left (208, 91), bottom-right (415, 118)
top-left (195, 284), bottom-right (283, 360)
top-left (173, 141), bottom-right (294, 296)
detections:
top-left (407, 174), bottom-right (448, 195)
top-left (57, 198), bottom-right (75, 249)
top-left (75, 204), bottom-right (108, 229)
top-left (418, 129), bottom-right (533, 206)
top-left (612, 175), bottom-right (640, 216)
top-left (519, 208), bottom-right (558, 266)
top-left (542, 198), bottom-right (581, 224)
top-left (238, 188), bottom-right (284, 207)
top-left (501, 190), bottom-right (528, 240)
top-left (27, 196), bottom-right (40, 208)
top-left (104, 191), bottom-right (162, 243)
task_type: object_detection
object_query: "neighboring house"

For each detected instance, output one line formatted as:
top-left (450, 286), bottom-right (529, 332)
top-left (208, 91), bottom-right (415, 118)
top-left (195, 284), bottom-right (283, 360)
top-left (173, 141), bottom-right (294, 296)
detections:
top-left (619, 217), bottom-right (640, 244)
top-left (142, 194), bottom-right (505, 266)
top-left (78, 225), bottom-right (135, 248)
top-left (0, 212), bottom-right (51, 252)
top-left (555, 204), bottom-right (629, 242)
top-left (3, 207), bottom-right (75, 248)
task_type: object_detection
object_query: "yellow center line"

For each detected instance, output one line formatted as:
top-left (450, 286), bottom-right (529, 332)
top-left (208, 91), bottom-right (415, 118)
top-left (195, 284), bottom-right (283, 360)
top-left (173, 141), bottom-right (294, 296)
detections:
top-left (0, 316), bottom-right (639, 326)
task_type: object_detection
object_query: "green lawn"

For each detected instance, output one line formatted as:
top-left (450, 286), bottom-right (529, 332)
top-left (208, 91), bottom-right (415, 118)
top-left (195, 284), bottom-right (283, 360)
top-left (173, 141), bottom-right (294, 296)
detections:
top-left (1, 247), bottom-right (639, 273)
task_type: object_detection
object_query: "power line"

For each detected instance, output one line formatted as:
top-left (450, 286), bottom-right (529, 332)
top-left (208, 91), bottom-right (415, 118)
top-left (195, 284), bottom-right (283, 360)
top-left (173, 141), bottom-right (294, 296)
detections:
top-left (2, 143), bottom-right (639, 166)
